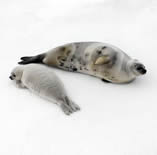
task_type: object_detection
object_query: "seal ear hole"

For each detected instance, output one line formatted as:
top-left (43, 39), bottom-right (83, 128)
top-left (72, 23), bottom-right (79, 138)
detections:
top-left (94, 55), bottom-right (111, 65)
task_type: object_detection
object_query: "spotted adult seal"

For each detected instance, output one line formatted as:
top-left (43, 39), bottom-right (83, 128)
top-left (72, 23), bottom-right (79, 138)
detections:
top-left (9, 64), bottom-right (80, 115)
top-left (18, 42), bottom-right (147, 83)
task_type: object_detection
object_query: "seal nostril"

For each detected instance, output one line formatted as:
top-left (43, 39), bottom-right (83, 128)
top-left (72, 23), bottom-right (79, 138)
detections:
top-left (140, 69), bottom-right (147, 74)
top-left (9, 76), bottom-right (13, 80)
top-left (143, 69), bottom-right (147, 74)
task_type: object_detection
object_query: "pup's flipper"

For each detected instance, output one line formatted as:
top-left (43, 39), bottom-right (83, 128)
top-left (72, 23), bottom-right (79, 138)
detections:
top-left (58, 96), bottom-right (80, 115)
top-left (64, 96), bottom-right (80, 112)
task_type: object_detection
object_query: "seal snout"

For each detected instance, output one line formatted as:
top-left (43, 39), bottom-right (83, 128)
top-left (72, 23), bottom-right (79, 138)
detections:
top-left (141, 68), bottom-right (147, 74)
top-left (9, 76), bottom-right (13, 80)
top-left (136, 66), bottom-right (147, 74)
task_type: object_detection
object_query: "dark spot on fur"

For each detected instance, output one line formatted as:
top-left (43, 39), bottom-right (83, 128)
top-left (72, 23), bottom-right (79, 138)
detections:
top-left (60, 63), bottom-right (64, 66)
top-left (78, 57), bottom-right (81, 61)
top-left (105, 53), bottom-right (117, 68)
top-left (83, 62), bottom-right (86, 66)
top-left (80, 66), bottom-right (82, 70)
top-left (60, 47), bottom-right (66, 51)
top-left (66, 50), bottom-right (71, 55)
top-left (97, 50), bottom-right (102, 54)
top-left (102, 46), bottom-right (107, 49)
top-left (110, 54), bottom-right (117, 67)
top-left (85, 53), bottom-right (89, 57)
top-left (71, 58), bottom-right (73, 61)
top-left (61, 58), bottom-right (66, 61)
top-left (72, 68), bottom-right (77, 72)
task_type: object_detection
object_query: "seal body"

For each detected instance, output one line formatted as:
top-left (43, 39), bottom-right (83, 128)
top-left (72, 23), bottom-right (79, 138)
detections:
top-left (10, 64), bottom-right (80, 115)
top-left (19, 42), bottom-right (147, 83)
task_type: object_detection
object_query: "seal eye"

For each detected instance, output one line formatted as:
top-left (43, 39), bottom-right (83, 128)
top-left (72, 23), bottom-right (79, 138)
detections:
top-left (137, 66), bottom-right (142, 71)
top-left (12, 73), bottom-right (16, 77)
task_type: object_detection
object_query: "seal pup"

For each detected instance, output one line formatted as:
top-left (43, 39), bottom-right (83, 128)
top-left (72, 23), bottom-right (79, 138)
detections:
top-left (9, 64), bottom-right (80, 115)
top-left (18, 42), bottom-right (147, 83)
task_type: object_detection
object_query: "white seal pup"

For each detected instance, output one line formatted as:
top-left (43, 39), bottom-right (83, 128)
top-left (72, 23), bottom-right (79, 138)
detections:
top-left (9, 64), bottom-right (80, 115)
top-left (18, 42), bottom-right (147, 83)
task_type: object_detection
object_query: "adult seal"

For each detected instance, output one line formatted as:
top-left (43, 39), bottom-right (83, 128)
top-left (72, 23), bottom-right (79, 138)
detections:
top-left (18, 42), bottom-right (147, 83)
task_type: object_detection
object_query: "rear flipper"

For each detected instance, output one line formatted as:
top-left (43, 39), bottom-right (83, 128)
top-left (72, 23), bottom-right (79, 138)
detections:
top-left (21, 56), bottom-right (34, 61)
top-left (58, 96), bottom-right (80, 115)
top-left (18, 54), bottom-right (45, 65)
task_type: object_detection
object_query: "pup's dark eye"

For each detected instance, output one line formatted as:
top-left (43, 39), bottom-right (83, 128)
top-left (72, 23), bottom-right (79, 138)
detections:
top-left (12, 73), bottom-right (16, 77)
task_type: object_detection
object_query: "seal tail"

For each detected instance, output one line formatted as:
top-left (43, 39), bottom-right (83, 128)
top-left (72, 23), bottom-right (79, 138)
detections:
top-left (18, 53), bottom-right (45, 65)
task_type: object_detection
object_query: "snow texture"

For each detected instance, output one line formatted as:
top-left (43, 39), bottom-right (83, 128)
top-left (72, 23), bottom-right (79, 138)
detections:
top-left (0, 0), bottom-right (157, 154)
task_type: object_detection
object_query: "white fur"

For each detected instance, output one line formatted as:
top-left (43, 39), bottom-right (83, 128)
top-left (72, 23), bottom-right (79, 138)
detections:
top-left (10, 64), bottom-right (80, 115)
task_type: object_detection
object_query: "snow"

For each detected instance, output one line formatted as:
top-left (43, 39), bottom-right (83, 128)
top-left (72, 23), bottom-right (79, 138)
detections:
top-left (0, 0), bottom-right (157, 154)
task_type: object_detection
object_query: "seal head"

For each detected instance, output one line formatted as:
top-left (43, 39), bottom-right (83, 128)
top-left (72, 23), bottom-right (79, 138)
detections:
top-left (128, 59), bottom-right (147, 76)
top-left (9, 66), bottom-right (23, 81)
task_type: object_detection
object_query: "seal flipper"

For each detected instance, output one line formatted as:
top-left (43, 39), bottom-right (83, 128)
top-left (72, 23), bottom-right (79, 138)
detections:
top-left (18, 54), bottom-right (45, 65)
top-left (21, 56), bottom-right (33, 61)
top-left (101, 78), bottom-right (111, 83)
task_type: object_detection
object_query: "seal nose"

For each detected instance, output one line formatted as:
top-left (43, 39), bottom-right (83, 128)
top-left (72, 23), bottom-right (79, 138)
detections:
top-left (142, 68), bottom-right (147, 74)
top-left (137, 66), bottom-right (147, 74)
top-left (9, 76), bottom-right (13, 80)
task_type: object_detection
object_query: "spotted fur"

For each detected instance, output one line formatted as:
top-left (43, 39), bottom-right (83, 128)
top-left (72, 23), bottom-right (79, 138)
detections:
top-left (18, 42), bottom-right (146, 83)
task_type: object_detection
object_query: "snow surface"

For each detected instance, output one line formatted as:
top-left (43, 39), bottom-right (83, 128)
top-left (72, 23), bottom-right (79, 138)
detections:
top-left (0, 0), bottom-right (157, 154)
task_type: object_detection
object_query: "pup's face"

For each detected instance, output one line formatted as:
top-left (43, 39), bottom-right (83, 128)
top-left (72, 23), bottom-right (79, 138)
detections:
top-left (9, 66), bottom-right (23, 81)
top-left (130, 60), bottom-right (147, 76)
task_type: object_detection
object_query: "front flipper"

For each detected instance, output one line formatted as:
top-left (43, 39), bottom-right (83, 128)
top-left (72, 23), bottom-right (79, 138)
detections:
top-left (16, 80), bottom-right (26, 88)
top-left (101, 78), bottom-right (111, 83)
